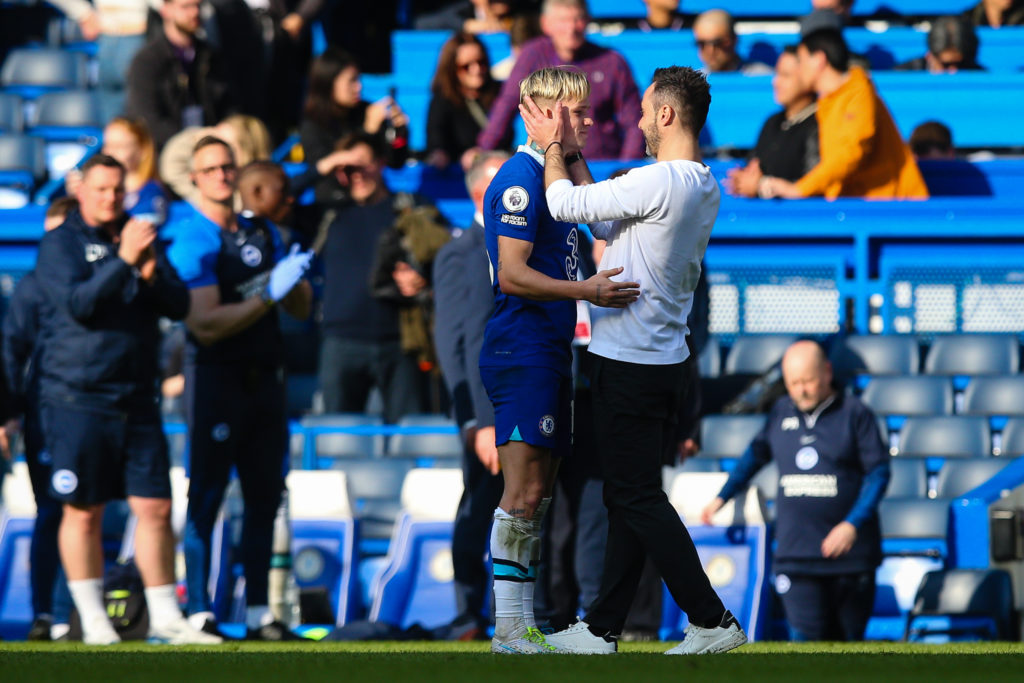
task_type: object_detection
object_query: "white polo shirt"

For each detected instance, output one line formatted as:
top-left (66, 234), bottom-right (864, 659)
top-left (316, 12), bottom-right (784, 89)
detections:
top-left (546, 160), bottom-right (719, 365)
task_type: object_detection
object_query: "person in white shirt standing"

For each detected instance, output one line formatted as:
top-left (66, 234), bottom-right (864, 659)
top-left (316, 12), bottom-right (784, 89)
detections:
top-left (518, 65), bottom-right (747, 656)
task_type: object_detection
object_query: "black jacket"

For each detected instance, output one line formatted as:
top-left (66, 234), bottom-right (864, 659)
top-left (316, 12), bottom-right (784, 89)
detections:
top-left (124, 33), bottom-right (233, 151)
top-left (2, 270), bottom-right (44, 417)
top-left (34, 211), bottom-right (190, 410)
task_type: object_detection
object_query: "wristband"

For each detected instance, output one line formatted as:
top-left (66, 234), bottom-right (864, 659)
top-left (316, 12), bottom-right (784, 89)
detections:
top-left (260, 286), bottom-right (277, 308)
top-left (565, 151), bottom-right (584, 165)
top-left (545, 140), bottom-right (563, 154)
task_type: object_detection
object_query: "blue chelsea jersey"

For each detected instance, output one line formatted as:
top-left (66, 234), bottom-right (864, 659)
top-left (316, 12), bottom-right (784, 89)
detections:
top-left (480, 148), bottom-right (579, 376)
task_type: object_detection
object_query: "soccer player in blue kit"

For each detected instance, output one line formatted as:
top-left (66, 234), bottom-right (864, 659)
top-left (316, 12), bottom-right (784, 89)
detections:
top-left (480, 66), bottom-right (641, 654)
top-left (167, 137), bottom-right (313, 640)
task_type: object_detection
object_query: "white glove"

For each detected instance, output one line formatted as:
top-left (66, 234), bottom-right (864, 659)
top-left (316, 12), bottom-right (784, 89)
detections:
top-left (264, 244), bottom-right (313, 302)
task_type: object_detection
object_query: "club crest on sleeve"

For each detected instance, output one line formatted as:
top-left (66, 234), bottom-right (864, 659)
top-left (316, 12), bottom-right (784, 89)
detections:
top-left (502, 186), bottom-right (530, 213)
top-left (241, 244), bottom-right (263, 267)
top-left (539, 415), bottom-right (556, 437)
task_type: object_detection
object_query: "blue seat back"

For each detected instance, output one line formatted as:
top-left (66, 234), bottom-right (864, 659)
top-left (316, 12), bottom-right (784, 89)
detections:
top-left (924, 334), bottom-right (1020, 375)
top-left (962, 377), bottom-right (1024, 417)
top-left (898, 416), bottom-right (990, 458)
top-left (699, 414), bottom-right (766, 459)
top-left (935, 459), bottom-right (1009, 499)
top-left (724, 335), bottom-right (798, 375)
top-left (0, 48), bottom-right (88, 98)
top-left (861, 376), bottom-right (953, 416)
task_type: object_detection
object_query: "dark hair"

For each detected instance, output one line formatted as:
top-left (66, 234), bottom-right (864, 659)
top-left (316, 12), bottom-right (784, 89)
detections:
top-left (46, 195), bottom-right (79, 219)
top-left (800, 28), bottom-right (850, 72)
top-left (304, 47), bottom-right (360, 128)
top-left (238, 160), bottom-right (289, 191)
top-left (781, 44), bottom-right (798, 58)
top-left (191, 135), bottom-right (234, 159)
top-left (910, 120), bottom-right (954, 157)
top-left (651, 66), bottom-right (711, 135)
top-left (80, 153), bottom-right (125, 178)
top-left (432, 32), bottom-right (497, 108)
top-left (928, 16), bottom-right (979, 65)
top-left (334, 131), bottom-right (385, 160)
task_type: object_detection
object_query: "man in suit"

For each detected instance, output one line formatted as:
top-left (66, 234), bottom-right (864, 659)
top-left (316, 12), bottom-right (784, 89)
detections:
top-left (432, 151), bottom-right (509, 639)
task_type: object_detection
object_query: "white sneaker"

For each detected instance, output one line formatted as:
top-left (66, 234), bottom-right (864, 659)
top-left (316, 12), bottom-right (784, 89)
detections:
top-left (664, 611), bottom-right (747, 655)
top-left (491, 627), bottom-right (557, 654)
top-left (82, 618), bottom-right (121, 646)
top-left (544, 620), bottom-right (617, 655)
top-left (148, 617), bottom-right (224, 645)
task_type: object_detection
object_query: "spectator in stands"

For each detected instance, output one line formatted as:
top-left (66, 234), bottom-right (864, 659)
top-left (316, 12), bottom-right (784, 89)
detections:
top-left (491, 13), bottom-right (543, 81)
top-left (897, 16), bottom-right (983, 73)
top-left (962, 0), bottom-right (1024, 28)
top-left (47, 0), bottom-right (151, 108)
top-left (476, 0), bottom-right (646, 160)
top-left (693, 9), bottom-right (770, 74)
top-left (33, 154), bottom-right (218, 646)
top-left (124, 0), bottom-right (234, 152)
top-left (238, 161), bottom-right (294, 226)
top-left (166, 137), bottom-right (312, 640)
top-left (415, 0), bottom-right (515, 33)
top-left (910, 121), bottom-right (956, 160)
top-left (810, 0), bottom-right (853, 21)
top-left (1, 197), bottom-right (77, 642)
top-left (67, 118), bottom-right (170, 228)
top-left (629, 0), bottom-right (687, 31)
top-left (158, 115), bottom-right (272, 206)
top-left (759, 29), bottom-right (929, 200)
top-left (432, 151), bottom-right (509, 640)
top-left (426, 33), bottom-right (508, 171)
top-left (314, 133), bottom-right (429, 422)
top-left (702, 340), bottom-right (890, 641)
top-left (300, 48), bottom-right (410, 204)
top-left (726, 46), bottom-right (819, 198)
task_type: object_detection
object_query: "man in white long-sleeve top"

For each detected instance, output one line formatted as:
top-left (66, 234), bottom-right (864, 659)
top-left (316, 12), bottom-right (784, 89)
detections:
top-left (519, 65), bottom-right (748, 656)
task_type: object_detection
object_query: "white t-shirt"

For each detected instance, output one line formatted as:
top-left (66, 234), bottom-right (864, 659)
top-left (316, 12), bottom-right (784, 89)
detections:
top-left (546, 160), bottom-right (719, 365)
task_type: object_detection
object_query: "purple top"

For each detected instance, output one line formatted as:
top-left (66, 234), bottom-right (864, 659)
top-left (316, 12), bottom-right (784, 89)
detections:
top-left (476, 36), bottom-right (646, 160)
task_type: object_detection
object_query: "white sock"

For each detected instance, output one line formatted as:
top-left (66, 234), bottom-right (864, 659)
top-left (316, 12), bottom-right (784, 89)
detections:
top-left (490, 507), bottom-right (533, 640)
top-left (144, 584), bottom-right (184, 629)
top-left (188, 611), bottom-right (215, 630)
top-left (68, 578), bottom-right (119, 643)
top-left (246, 605), bottom-right (274, 630)
top-left (522, 497), bottom-right (551, 630)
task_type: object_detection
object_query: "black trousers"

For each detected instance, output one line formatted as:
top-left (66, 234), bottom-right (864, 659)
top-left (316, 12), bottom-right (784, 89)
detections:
top-left (451, 438), bottom-right (504, 625)
top-left (584, 353), bottom-right (725, 634)
top-left (778, 571), bottom-right (876, 641)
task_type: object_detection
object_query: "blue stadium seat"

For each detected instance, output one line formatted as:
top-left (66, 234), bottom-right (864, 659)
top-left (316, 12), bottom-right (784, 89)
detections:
top-left (997, 417), bottom-right (1024, 458)
top-left (924, 334), bottom-right (1019, 376)
top-left (287, 470), bottom-right (360, 626)
top-left (0, 93), bottom-right (24, 134)
top-left (961, 377), bottom-right (1024, 417)
top-left (27, 90), bottom-right (104, 178)
top-left (860, 376), bottom-right (954, 417)
top-left (387, 415), bottom-right (462, 461)
top-left (724, 334), bottom-right (798, 375)
top-left (0, 134), bottom-right (46, 206)
top-left (830, 335), bottom-right (919, 384)
top-left (285, 373), bottom-right (319, 417)
top-left (935, 459), bottom-right (1009, 499)
top-left (885, 458), bottom-right (928, 499)
top-left (880, 498), bottom-right (950, 545)
top-left (905, 569), bottom-right (1015, 642)
top-left (0, 48), bottom-right (89, 99)
top-left (338, 459), bottom-right (413, 545)
top-left (300, 414), bottom-right (385, 466)
top-left (699, 414), bottom-right (766, 459)
top-left (897, 416), bottom-right (991, 459)
top-left (368, 469), bottom-right (463, 629)
top-left (0, 462), bottom-right (37, 638)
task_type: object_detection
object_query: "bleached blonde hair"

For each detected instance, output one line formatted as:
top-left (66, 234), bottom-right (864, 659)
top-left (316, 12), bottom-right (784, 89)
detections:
top-left (519, 66), bottom-right (590, 106)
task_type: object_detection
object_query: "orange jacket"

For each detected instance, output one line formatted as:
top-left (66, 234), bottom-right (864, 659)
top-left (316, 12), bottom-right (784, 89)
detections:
top-left (795, 67), bottom-right (929, 200)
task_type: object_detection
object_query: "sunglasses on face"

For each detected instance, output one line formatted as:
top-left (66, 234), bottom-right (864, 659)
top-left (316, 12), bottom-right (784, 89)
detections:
top-left (196, 163), bottom-right (237, 176)
top-left (696, 38), bottom-right (729, 50)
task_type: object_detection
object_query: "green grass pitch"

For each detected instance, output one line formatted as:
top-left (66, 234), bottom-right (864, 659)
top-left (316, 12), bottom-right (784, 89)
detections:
top-left (2, 642), bottom-right (1024, 683)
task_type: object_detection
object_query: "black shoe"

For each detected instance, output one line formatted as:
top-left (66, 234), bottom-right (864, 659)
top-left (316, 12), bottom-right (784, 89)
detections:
top-left (199, 618), bottom-right (241, 641)
top-left (248, 620), bottom-right (304, 641)
top-left (27, 616), bottom-right (53, 641)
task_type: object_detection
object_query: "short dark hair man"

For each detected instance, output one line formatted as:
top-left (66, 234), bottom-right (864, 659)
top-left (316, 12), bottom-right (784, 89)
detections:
top-left (521, 65), bottom-right (746, 655)
top-left (124, 0), bottom-right (233, 151)
top-left (166, 136), bottom-right (312, 640)
top-left (703, 340), bottom-right (891, 641)
top-left (34, 154), bottom-right (219, 645)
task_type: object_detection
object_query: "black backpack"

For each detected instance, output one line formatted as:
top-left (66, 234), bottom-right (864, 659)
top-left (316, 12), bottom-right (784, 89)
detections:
top-left (68, 561), bottom-right (150, 641)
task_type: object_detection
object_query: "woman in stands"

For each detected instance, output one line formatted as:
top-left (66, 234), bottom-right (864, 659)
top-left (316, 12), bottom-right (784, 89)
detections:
top-left (300, 47), bottom-right (410, 203)
top-left (425, 32), bottom-right (509, 170)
